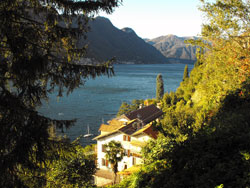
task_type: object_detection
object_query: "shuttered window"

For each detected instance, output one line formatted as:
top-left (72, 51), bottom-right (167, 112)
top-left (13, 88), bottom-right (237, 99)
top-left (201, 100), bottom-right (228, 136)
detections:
top-left (123, 135), bottom-right (127, 141)
top-left (127, 149), bottom-right (130, 157)
top-left (105, 160), bottom-right (109, 167)
top-left (132, 157), bottom-right (136, 165)
top-left (102, 158), bottom-right (105, 166)
top-left (127, 136), bottom-right (131, 142)
top-left (102, 144), bottom-right (106, 152)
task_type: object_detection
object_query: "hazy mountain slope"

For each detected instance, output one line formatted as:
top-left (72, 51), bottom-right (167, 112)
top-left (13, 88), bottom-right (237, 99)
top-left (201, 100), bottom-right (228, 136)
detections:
top-left (77, 17), bottom-right (169, 64)
top-left (146, 35), bottom-right (198, 64)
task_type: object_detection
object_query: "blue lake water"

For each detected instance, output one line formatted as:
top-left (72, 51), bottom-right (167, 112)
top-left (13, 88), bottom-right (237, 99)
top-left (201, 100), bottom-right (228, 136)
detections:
top-left (39, 64), bottom-right (193, 145)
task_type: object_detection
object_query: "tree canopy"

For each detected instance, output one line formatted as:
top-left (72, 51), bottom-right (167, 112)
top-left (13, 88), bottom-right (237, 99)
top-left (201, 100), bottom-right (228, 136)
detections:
top-left (104, 140), bottom-right (124, 184)
top-left (110, 0), bottom-right (250, 187)
top-left (182, 64), bottom-right (189, 81)
top-left (156, 74), bottom-right (164, 100)
top-left (0, 0), bottom-right (121, 187)
top-left (117, 99), bottom-right (144, 117)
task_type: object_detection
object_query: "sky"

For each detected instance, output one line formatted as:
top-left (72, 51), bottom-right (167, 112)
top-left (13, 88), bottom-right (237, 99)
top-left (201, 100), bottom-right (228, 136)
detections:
top-left (99, 0), bottom-right (204, 39)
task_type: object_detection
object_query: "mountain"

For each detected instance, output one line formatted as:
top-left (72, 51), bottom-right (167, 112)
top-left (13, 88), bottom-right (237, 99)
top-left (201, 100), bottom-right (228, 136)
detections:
top-left (77, 17), bottom-right (168, 64)
top-left (146, 35), bottom-right (198, 64)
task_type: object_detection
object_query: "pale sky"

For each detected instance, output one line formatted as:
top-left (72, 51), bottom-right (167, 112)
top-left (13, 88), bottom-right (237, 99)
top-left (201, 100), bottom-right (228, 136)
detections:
top-left (99, 0), bottom-right (203, 39)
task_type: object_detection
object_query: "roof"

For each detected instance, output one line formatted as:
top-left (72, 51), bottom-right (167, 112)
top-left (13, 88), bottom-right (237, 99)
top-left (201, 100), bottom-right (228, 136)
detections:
top-left (94, 120), bottom-right (158, 140)
top-left (133, 124), bottom-right (158, 139)
top-left (94, 105), bottom-right (162, 140)
top-left (93, 131), bottom-right (115, 140)
top-left (125, 104), bottom-right (163, 124)
top-left (118, 119), bottom-right (137, 135)
top-left (99, 119), bottom-right (124, 132)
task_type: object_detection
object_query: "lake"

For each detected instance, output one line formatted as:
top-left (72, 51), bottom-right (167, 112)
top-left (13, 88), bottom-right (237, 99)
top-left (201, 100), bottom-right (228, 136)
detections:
top-left (39, 64), bottom-right (193, 145)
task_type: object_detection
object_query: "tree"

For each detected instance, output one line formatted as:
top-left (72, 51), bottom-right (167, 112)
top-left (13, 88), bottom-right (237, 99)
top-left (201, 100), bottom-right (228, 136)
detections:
top-left (199, 0), bottom-right (250, 79)
top-left (131, 99), bottom-right (144, 111)
top-left (46, 145), bottom-right (96, 188)
top-left (110, 1), bottom-right (250, 187)
top-left (117, 102), bottom-right (131, 116)
top-left (117, 99), bottom-right (144, 116)
top-left (182, 64), bottom-right (189, 81)
top-left (0, 0), bottom-right (121, 186)
top-left (104, 140), bottom-right (124, 184)
top-left (156, 74), bottom-right (164, 100)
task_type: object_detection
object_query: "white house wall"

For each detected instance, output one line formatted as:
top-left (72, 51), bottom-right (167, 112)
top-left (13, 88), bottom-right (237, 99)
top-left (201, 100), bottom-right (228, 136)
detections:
top-left (97, 132), bottom-right (122, 170)
top-left (97, 132), bottom-right (146, 172)
top-left (135, 133), bottom-right (151, 142)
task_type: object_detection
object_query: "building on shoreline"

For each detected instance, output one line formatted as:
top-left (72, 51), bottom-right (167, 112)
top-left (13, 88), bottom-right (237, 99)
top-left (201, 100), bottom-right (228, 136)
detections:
top-left (93, 104), bottom-right (163, 186)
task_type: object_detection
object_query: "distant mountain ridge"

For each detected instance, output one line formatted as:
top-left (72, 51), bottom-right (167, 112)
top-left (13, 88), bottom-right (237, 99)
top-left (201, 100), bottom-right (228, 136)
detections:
top-left (78, 17), bottom-right (168, 64)
top-left (146, 35), bottom-right (198, 64)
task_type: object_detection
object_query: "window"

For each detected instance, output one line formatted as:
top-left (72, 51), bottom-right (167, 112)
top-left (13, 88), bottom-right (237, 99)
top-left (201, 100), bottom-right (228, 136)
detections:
top-left (124, 149), bottom-right (131, 157)
top-left (132, 157), bottom-right (136, 165)
top-left (102, 144), bottom-right (106, 152)
top-left (123, 135), bottom-right (131, 141)
top-left (127, 136), bottom-right (131, 142)
top-left (127, 149), bottom-right (130, 157)
top-left (105, 160), bottom-right (109, 167)
top-left (102, 158), bottom-right (105, 166)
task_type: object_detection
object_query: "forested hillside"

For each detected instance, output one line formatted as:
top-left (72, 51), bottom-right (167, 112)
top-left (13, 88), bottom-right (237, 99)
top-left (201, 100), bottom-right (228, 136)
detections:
top-left (111, 0), bottom-right (250, 187)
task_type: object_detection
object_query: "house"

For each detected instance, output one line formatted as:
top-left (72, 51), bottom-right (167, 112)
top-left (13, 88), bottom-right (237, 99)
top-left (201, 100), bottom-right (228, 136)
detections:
top-left (93, 104), bottom-right (163, 185)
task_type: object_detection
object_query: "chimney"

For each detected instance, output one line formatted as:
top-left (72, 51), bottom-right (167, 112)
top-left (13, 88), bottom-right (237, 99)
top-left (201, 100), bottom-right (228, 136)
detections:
top-left (137, 114), bottom-right (142, 120)
top-left (132, 122), bottom-right (137, 129)
top-left (137, 123), bottom-right (140, 130)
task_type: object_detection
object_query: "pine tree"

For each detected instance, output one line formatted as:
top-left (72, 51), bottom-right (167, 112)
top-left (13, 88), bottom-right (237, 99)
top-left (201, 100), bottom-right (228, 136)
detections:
top-left (156, 74), bottom-right (164, 100)
top-left (183, 64), bottom-right (189, 81)
top-left (0, 0), bottom-right (121, 186)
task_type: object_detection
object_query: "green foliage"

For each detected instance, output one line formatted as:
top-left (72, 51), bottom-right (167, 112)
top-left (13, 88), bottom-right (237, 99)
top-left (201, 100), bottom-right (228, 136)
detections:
top-left (182, 64), bottom-right (189, 81)
top-left (199, 0), bottom-right (250, 39)
top-left (113, 1), bottom-right (250, 187)
top-left (161, 100), bottom-right (195, 141)
top-left (215, 185), bottom-right (224, 188)
top-left (104, 140), bottom-right (124, 184)
top-left (109, 160), bottom-right (169, 188)
top-left (82, 144), bottom-right (97, 160)
top-left (117, 99), bottom-right (144, 116)
top-left (46, 145), bottom-right (96, 188)
top-left (161, 92), bottom-right (179, 111)
top-left (0, 0), bottom-right (121, 186)
top-left (17, 137), bottom-right (97, 188)
top-left (161, 83), bottom-right (250, 187)
top-left (144, 98), bottom-right (158, 106)
top-left (156, 74), bottom-right (164, 100)
top-left (161, 92), bottom-right (172, 108)
top-left (141, 136), bottom-right (173, 165)
top-left (194, 47), bottom-right (205, 67)
top-left (117, 102), bottom-right (131, 116)
top-left (117, 82), bottom-right (250, 188)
